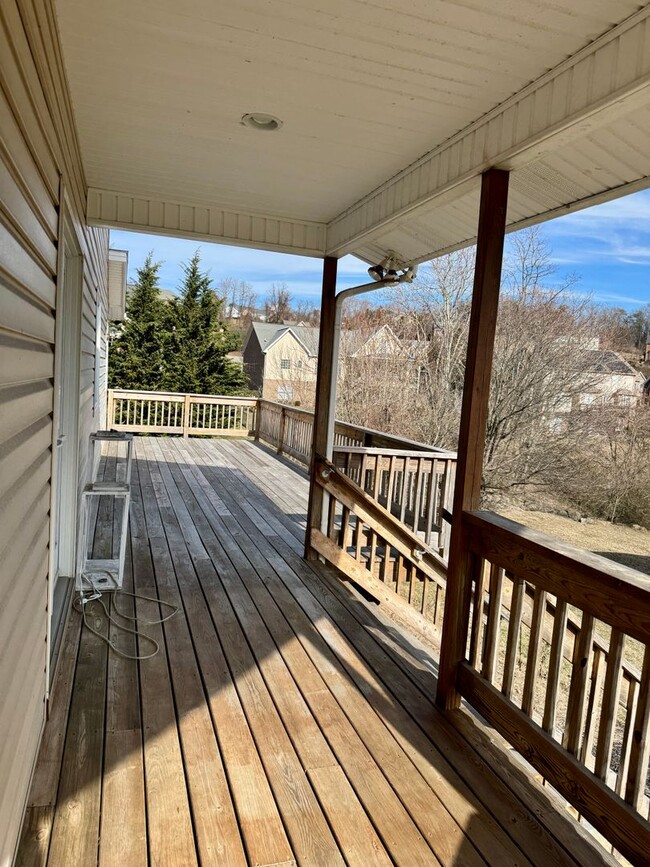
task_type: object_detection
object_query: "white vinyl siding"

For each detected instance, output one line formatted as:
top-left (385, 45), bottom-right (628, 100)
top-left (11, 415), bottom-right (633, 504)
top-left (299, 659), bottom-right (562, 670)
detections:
top-left (0, 1), bottom-right (109, 863)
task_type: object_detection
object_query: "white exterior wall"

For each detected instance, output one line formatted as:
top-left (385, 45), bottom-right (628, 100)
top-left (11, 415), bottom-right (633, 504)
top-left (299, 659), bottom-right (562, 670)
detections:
top-left (0, 1), bottom-right (109, 863)
top-left (263, 331), bottom-right (317, 403)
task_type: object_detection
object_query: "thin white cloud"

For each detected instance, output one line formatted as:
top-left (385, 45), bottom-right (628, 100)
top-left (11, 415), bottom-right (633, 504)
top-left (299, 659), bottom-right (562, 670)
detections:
top-left (544, 189), bottom-right (650, 266)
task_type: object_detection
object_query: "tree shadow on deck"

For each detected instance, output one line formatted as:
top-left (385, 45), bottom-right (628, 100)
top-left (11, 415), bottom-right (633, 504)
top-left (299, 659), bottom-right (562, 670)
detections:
top-left (18, 438), bottom-right (608, 867)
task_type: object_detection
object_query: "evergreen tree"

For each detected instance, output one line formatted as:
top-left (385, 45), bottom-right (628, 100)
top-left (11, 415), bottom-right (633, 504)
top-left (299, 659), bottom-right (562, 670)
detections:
top-left (108, 254), bottom-right (168, 389)
top-left (164, 252), bottom-right (249, 394)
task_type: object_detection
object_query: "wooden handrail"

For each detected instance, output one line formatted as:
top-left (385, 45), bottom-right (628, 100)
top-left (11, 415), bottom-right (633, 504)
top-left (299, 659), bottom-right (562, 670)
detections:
top-left (456, 508), bottom-right (650, 864)
top-left (464, 510), bottom-right (650, 646)
top-left (107, 389), bottom-right (258, 438)
top-left (315, 456), bottom-right (447, 584)
top-left (256, 398), bottom-right (458, 458)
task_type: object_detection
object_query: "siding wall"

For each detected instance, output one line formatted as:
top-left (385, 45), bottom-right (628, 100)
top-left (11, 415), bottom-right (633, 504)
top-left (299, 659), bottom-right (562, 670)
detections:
top-left (242, 330), bottom-right (265, 392)
top-left (262, 332), bottom-right (317, 404)
top-left (0, 1), bottom-right (108, 864)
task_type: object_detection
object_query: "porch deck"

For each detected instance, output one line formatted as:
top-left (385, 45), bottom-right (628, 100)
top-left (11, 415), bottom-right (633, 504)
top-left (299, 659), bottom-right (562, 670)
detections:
top-left (17, 437), bottom-right (612, 867)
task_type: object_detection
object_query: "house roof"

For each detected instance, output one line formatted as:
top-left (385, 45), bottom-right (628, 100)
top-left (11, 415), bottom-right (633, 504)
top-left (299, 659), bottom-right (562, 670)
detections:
top-left (57, 1), bottom-right (650, 268)
top-left (250, 322), bottom-right (320, 356)
top-left (583, 350), bottom-right (639, 377)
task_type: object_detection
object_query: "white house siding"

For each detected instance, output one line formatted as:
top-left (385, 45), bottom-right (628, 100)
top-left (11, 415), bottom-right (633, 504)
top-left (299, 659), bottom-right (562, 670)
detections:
top-left (0, 2), bottom-right (109, 864)
top-left (263, 330), bottom-right (317, 404)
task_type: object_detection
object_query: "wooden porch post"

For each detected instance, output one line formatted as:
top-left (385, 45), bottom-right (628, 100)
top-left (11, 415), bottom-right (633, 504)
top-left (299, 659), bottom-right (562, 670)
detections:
top-left (436, 168), bottom-right (510, 710)
top-left (305, 256), bottom-right (338, 559)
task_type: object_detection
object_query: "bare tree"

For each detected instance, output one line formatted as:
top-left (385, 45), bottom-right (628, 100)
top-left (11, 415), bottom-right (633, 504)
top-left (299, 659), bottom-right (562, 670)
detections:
top-left (265, 283), bottom-right (293, 323)
top-left (219, 278), bottom-right (258, 340)
top-left (336, 228), bottom-right (608, 499)
top-left (292, 300), bottom-right (320, 325)
top-left (563, 403), bottom-right (650, 525)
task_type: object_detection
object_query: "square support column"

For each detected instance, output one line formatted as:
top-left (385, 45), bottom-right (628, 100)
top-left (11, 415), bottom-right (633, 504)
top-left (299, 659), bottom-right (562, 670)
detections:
top-left (305, 256), bottom-right (338, 559)
top-left (436, 168), bottom-right (510, 710)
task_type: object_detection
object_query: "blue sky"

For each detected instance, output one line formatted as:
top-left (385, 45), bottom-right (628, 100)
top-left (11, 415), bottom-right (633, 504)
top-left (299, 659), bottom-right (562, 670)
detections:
top-left (110, 188), bottom-right (650, 311)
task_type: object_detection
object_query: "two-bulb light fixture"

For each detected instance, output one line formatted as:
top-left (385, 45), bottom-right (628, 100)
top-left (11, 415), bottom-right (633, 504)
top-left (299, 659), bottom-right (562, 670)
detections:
top-left (368, 252), bottom-right (417, 284)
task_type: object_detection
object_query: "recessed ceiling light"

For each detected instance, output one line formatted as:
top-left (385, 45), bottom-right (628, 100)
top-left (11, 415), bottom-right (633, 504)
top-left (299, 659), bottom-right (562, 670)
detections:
top-left (241, 112), bottom-right (283, 131)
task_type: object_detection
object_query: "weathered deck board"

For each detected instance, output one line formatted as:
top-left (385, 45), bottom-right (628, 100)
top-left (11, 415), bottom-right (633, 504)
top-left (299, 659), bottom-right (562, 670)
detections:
top-left (16, 437), bottom-right (616, 867)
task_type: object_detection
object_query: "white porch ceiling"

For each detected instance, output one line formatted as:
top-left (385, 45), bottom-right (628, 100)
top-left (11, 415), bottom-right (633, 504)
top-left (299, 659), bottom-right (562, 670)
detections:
top-left (56, 0), bottom-right (650, 263)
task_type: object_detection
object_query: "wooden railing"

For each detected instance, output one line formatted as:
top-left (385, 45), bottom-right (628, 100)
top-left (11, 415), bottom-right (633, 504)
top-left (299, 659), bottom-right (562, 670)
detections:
top-left (254, 401), bottom-right (456, 629)
top-left (455, 510), bottom-right (650, 864)
top-left (107, 389), bottom-right (257, 437)
top-left (311, 456), bottom-right (448, 633)
top-left (254, 398), bottom-right (454, 464)
top-left (332, 447), bottom-right (455, 562)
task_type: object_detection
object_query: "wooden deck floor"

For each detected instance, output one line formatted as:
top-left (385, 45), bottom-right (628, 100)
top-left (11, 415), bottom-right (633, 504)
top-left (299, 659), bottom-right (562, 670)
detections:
top-left (17, 437), bottom-right (614, 867)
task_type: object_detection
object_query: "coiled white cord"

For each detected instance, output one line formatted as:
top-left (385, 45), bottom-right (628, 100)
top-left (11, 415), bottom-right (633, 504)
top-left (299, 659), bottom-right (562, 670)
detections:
top-left (75, 576), bottom-right (178, 660)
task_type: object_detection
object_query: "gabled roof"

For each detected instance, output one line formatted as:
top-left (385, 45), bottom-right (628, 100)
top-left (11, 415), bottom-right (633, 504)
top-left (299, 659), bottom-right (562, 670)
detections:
top-left (249, 322), bottom-right (320, 357)
top-left (343, 324), bottom-right (404, 358)
top-left (583, 350), bottom-right (639, 377)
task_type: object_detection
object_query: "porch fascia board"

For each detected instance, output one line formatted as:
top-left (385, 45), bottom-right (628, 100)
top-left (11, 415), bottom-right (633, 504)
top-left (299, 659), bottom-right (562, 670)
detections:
top-left (86, 188), bottom-right (328, 258)
top-left (325, 6), bottom-right (650, 258)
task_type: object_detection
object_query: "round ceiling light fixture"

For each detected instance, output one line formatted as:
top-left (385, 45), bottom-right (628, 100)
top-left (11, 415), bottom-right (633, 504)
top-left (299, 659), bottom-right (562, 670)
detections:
top-left (241, 112), bottom-right (283, 131)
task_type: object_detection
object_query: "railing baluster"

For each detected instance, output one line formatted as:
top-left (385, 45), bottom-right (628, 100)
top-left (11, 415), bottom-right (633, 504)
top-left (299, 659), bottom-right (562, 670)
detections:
top-left (421, 572), bottom-right (431, 617)
top-left (424, 463), bottom-right (435, 545)
top-left (580, 646), bottom-right (605, 770)
top-left (367, 457), bottom-right (381, 575)
top-left (395, 553), bottom-right (404, 596)
top-left (398, 461), bottom-right (407, 525)
top-left (340, 505), bottom-right (351, 551)
top-left (407, 562), bottom-right (415, 605)
top-left (595, 629), bottom-right (625, 780)
top-left (522, 587), bottom-right (547, 718)
top-left (617, 678), bottom-right (639, 797)
top-left (327, 494), bottom-right (337, 540)
top-left (482, 564), bottom-right (504, 684)
top-left (543, 599), bottom-right (568, 736)
top-left (354, 513), bottom-right (363, 564)
top-left (502, 574), bottom-right (525, 700)
top-left (564, 612), bottom-right (595, 756)
top-left (469, 558), bottom-right (488, 669)
top-left (412, 457), bottom-right (424, 534)
top-left (625, 647), bottom-right (650, 810)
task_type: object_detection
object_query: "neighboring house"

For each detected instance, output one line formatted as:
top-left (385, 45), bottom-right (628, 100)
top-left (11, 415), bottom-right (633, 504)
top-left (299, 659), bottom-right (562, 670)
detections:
top-left (550, 347), bottom-right (644, 431)
top-left (340, 324), bottom-right (431, 393)
top-left (125, 282), bottom-right (177, 305)
top-left (225, 302), bottom-right (267, 321)
top-left (577, 349), bottom-right (644, 409)
top-left (341, 323), bottom-right (404, 358)
top-left (243, 322), bottom-right (417, 404)
top-left (242, 322), bottom-right (320, 403)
